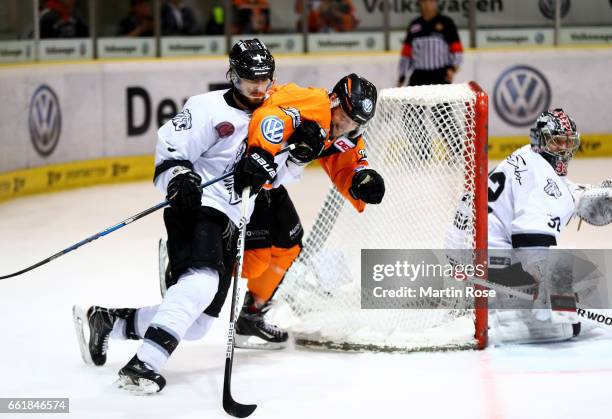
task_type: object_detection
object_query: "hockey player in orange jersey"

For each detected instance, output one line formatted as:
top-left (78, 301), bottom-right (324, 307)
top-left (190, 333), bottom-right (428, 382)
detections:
top-left (232, 73), bottom-right (385, 348)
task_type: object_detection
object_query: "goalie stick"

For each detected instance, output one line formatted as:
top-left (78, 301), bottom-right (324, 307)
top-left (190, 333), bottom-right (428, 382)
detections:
top-left (468, 277), bottom-right (612, 330)
top-left (223, 186), bottom-right (257, 418)
top-left (0, 145), bottom-right (295, 281)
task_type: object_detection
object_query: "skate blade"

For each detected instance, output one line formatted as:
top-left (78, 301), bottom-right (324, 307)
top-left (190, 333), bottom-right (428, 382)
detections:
top-left (116, 376), bottom-right (160, 396)
top-left (234, 334), bottom-right (288, 350)
top-left (72, 305), bottom-right (95, 366)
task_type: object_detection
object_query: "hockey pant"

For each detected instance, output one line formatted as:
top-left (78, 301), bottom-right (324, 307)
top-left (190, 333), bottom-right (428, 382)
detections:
top-left (113, 206), bottom-right (238, 371)
top-left (242, 186), bottom-right (303, 301)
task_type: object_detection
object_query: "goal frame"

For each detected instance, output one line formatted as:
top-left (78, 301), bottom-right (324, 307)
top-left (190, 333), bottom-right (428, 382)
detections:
top-left (469, 81), bottom-right (489, 349)
top-left (275, 81), bottom-right (490, 352)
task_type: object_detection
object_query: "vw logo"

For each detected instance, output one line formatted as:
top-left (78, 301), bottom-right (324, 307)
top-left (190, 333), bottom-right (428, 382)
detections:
top-left (493, 65), bottom-right (551, 127)
top-left (362, 98), bottom-right (373, 114)
top-left (260, 116), bottom-right (284, 144)
top-left (539, 0), bottom-right (570, 19)
top-left (29, 85), bottom-right (61, 157)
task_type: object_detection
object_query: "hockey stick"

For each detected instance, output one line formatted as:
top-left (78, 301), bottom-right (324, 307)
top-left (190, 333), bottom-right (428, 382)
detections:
top-left (468, 277), bottom-right (612, 330)
top-left (0, 145), bottom-right (295, 281)
top-left (0, 173), bottom-right (230, 280)
top-left (223, 186), bottom-right (257, 418)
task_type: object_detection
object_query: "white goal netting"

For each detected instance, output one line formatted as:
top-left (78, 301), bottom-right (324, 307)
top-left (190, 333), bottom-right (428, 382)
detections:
top-left (270, 83), bottom-right (488, 352)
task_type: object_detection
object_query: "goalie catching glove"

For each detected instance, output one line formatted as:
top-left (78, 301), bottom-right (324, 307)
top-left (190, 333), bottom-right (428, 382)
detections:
top-left (234, 147), bottom-right (278, 195)
top-left (287, 120), bottom-right (326, 164)
top-left (576, 181), bottom-right (612, 226)
top-left (166, 167), bottom-right (202, 211)
top-left (349, 168), bottom-right (385, 204)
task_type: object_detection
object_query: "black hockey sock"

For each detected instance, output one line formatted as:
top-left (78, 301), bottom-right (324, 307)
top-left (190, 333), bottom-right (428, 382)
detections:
top-left (143, 325), bottom-right (179, 357)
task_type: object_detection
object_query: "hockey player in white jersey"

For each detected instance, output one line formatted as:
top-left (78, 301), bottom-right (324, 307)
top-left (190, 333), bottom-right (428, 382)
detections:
top-left (488, 108), bottom-right (584, 343)
top-left (72, 39), bottom-right (280, 394)
top-left (488, 108), bottom-right (580, 248)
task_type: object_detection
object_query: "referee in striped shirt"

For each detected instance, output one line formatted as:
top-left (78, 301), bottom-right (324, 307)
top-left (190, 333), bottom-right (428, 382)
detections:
top-left (397, 0), bottom-right (463, 87)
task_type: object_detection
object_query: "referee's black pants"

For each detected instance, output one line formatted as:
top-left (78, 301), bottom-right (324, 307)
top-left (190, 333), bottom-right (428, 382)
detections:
top-left (408, 68), bottom-right (449, 86)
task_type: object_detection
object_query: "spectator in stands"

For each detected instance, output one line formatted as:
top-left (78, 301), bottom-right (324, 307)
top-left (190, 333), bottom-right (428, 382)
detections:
top-left (161, 0), bottom-right (200, 36)
top-left (295, 0), bottom-right (357, 33)
top-left (118, 0), bottom-right (154, 37)
top-left (232, 0), bottom-right (270, 34)
top-left (397, 0), bottom-right (463, 87)
top-left (295, 0), bottom-right (321, 32)
top-left (39, 0), bottom-right (89, 38)
top-left (204, 3), bottom-right (225, 35)
top-left (317, 0), bottom-right (358, 32)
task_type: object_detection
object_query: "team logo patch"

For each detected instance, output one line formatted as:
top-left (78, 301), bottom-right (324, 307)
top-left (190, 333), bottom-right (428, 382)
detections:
top-left (333, 137), bottom-right (356, 152)
top-left (172, 109), bottom-right (192, 131)
top-left (362, 98), bottom-right (373, 114)
top-left (260, 116), bottom-right (284, 144)
top-left (410, 23), bottom-right (421, 33)
top-left (280, 107), bottom-right (301, 129)
top-left (544, 178), bottom-right (562, 198)
top-left (215, 121), bottom-right (235, 138)
top-left (357, 148), bottom-right (368, 161)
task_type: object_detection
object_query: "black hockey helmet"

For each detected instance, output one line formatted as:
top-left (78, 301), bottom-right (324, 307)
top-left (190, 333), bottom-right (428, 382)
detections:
top-left (529, 108), bottom-right (580, 175)
top-left (229, 38), bottom-right (274, 81)
top-left (332, 73), bottom-right (377, 125)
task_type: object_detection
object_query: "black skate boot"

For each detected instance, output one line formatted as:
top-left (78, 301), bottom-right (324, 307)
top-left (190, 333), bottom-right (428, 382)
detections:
top-left (72, 305), bottom-right (137, 366)
top-left (235, 291), bottom-right (288, 350)
top-left (117, 355), bottom-right (166, 395)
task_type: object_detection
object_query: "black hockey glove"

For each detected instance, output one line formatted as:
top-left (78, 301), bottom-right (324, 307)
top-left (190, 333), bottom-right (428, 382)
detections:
top-left (234, 147), bottom-right (278, 195)
top-left (166, 168), bottom-right (202, 211)
top-left (349, 168), bottom-right (385, 204)
top-left (287, 120), bottom-right (326, 164)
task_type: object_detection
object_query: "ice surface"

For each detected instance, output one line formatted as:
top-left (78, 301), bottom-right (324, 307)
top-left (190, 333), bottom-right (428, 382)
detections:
top-left (1, 162), bottom-right (611, 419)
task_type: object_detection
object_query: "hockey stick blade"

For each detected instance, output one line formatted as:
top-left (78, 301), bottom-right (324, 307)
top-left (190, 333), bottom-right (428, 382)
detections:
top-left (223, 358), bottom-right (257, 418)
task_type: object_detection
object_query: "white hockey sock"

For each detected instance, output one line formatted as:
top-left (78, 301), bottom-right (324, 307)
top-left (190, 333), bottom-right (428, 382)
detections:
top-left (137, 267), bottom-right (219, 371)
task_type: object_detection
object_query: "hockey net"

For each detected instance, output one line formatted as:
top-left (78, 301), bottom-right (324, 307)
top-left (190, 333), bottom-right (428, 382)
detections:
top-left (270, 82), bottom-right (488, 352)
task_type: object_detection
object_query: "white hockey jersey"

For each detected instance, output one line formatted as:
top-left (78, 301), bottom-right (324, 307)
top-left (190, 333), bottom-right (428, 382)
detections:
top-left (154, 89), bottom-right (261, 226)
top-left (488, 145), bottom-right (576, 249)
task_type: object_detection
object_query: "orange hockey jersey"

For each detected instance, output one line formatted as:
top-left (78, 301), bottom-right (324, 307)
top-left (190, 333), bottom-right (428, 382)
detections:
top-left (248, 83), bottom-right (369, 212)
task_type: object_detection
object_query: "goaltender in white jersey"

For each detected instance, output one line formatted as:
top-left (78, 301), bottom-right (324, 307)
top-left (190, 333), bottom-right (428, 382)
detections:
top-left (486, 108), bottom-right (612, 343)
top-left (488, 143), bottom-right (575, 249)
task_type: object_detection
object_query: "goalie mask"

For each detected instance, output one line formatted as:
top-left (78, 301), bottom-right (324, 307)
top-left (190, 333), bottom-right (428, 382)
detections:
top-left (530, 108), bottom-right (580, 176)
top-left (331, 73), bottom-right (377, 139)
top-left (228, 39), bottom-right (275, 109)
